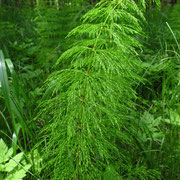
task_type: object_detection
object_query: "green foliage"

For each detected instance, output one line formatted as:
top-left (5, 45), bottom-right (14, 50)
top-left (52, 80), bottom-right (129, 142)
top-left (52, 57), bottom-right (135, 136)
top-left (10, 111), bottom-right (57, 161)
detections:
top-left (137, 111), bottom-right (164, 142)
top-left (166, 3), bottom-right (180, 50)
top-left (34, 2), bottom-right (91, 69)
top-left (28, 149), bottom-right (43, 175)
top-left (136, 2), bottom-right (180, 179)
top-left (0, 139), bottom-right (31, 180)
top-left (139, 4), bottom-right (180, 105)
top-left (0, 50), bottom-right (38, 153)
top-left (163, 109), bottom-right (180, 125)
top-left (0, 5), bottom-right (37, 57)
top-left (37, 0), bottom-right (161, 179)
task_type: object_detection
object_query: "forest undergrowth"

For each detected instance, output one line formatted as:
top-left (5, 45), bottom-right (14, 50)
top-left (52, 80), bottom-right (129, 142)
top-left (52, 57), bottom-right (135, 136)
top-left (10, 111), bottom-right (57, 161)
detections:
top-left (0, 0), bottom-right (179, 179)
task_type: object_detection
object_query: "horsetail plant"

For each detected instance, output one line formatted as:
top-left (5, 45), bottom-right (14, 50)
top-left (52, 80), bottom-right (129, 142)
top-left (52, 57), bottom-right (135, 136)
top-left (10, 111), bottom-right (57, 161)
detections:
top-left (38, 0), bottom-right (161, 179)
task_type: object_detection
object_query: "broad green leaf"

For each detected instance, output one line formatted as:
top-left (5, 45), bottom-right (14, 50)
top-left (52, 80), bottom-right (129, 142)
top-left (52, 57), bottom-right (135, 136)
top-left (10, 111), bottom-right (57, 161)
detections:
top-left (0, 164), bottom-right (5, 171)
top-left (23, 164), bottom-right (31, 171)
top-left (0, 139), bottom-right (8, 162)
top-left (5, 59), bottom-right (15, 74)
top-left (152, 132), bottom-right (164, 139)
top-left (0, 50), bottom-right (11, 114)
top-left (5, 152), bottom-right (23, 172)
top-left (0, 139), bottom-right (13, 163)
top-left (6, 164), bottom-right (31, 180)
top-left (164, 110), bottom-right (180, 126)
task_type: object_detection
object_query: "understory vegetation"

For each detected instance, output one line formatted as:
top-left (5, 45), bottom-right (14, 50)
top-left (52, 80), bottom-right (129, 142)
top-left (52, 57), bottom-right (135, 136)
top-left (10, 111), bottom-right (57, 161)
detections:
top-left (0, 0), bottom-right (179, 179)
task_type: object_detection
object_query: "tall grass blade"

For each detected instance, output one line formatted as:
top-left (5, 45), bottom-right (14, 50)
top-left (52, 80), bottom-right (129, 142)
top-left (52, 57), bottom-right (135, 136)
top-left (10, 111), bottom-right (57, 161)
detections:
top-left (5, 58), bottom-right (20, 100)
top-left (0, 50), bottom-right (12, 116)
top-left (0, 50), bottom-right (28, 152)
top-left (166, 22), bottom-right (180, 52)
top-left (12, 123), bottom-right (21, 155)
top-left (0, 110), bottom-right (11, 134)
top-left (5, 58), bottom-right (35, 144)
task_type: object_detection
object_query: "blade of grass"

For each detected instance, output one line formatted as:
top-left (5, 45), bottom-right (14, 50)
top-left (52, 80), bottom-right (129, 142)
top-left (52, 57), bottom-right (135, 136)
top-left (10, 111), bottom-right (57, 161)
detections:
top-left (12, 123), bottom-right (21, 155)
top-left (0, 110), bottom-right (12, 134)
top-left (8, 61), bottom-right (37, 151)
top-left (0, 50), bottom-right (12, 117)
top-left (5, 58), bottom-right (35, 142)
top-left (166, 22), bottom-right (180, 52)
top-left (0, 50), bottom-right (17, 135)
top-left (5, 58), bottom-right (20, 100)
top-left (0, 50), bottom-right (27, 152)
